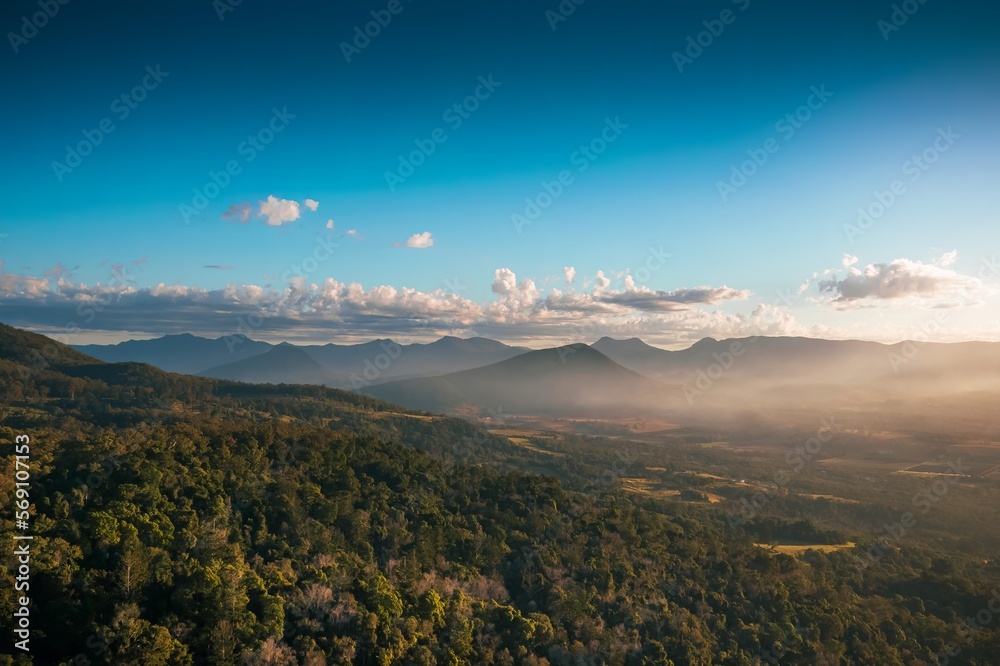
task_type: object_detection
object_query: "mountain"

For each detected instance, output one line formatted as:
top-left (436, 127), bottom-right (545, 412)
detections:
top-left (72, 333), bottom-right (528, 386)
top-left (593, 335), bottom-right (1000, 387)
top-left (365, 343), bottom-right (667, 416)
top-left (590, 336), bottom-right (674, 369)
top-left (300, 335), bottom-right (529, 385)
top-left (199, 343), bottom-right (334, 385)
top-left (73, 333), bottom-right (272, 374)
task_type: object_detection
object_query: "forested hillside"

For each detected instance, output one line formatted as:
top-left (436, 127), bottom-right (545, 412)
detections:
top-left (2, 323), bottom-right (999, 664)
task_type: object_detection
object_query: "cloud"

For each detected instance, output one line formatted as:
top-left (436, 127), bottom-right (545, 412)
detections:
top-left (563, 266), bottom-right (576, 284)
top-left (0, 262), bottom-right (785, 347)
top-left (44, 263), bottom-right (71, 279)
top-left (597, 285), bottom-right (751, 312)
top-left (222, 202), bottom-right (254, 223)
top-left (395, 231), bottom-right (434, 248)
top-left (325, 220), bottom-right (335, 230)
top-left (343, 229), bottom-right (358, 237)
top-left (935, 249), bottom-right (958, 267)
top-left (818, 255), bottom-right (982, 305)
top-left (304, 199), bottom-right (319, 212)
top-left (204, 265), bottom-right (234, 270)
top-left (594, 270), bottom-right (611, 293)
top-left (258, 196), bottom-right (301, 227)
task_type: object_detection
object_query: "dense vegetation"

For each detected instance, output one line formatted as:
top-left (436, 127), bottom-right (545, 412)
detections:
top-left (2, 323), bottom-right (1000, 664)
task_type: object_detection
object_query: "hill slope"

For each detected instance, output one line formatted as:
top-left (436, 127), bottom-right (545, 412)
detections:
top-left (366, 343), bottom-right (667, 416)
top-left (200, 342), bottom-right (335, 385)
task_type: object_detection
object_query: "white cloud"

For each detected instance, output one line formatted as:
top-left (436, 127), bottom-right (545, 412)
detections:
top-left (325, 220), bottom-right (335, 230)
top-left (258, 196), bottom-right (301, 227)
top-left (24, 262), bottom-right (993, 348)
top-left (563, 266), bottom-right (576, 284)
top-left (594, 270), bottom-right (611, 294)
top-left (818, 256), bottom-right (982, 306)
top-left (344, 229), bottom-right (358, 237)
top-left (304, 199), bottom-right (319, 212)
top-left (395, 231), bottom-right (434, 248)
top-left (935, 249), bottom-right (958, 267)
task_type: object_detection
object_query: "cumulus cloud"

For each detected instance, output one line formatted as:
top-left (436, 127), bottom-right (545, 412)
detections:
top-left (563, 266), bottom-right (576, 284)
top-left (344, 229), bottom-right (358, 237)
top-left (325, 220), bottom-right (335, 230)
top-left (258, 196), bottom-right (301, 227)
top-left (395, 231), bottom-right (434, 248)
top-left (0, 264), bottom-right (826, 347)
top-left (304, 199), bottom-right (319, 212)
top-left (935, 249), bottom-right (958, 267)
top-left (594, 270), bottom-right (611, 294)
top-left (222, 202), bottom-right (254, 223)
top-left (818, 255), bottom-right (981, 305)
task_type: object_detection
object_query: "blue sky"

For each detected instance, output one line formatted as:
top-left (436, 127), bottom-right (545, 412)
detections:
top-left (1, 0), bottom-right (999, 346)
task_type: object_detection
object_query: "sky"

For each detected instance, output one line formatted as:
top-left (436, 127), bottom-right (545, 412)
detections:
top-left (1, 0), bottom-right (999, 347)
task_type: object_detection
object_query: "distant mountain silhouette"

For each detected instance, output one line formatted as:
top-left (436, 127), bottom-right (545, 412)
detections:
top-left (300, 336), bottom-right (529, 386)
top-left (365, 344), bottom-right (666, 416)
top-left (73, 333), bottom-right (528, 385)
top-left (74, 333), bottom-right (272, 374)
top-left (591, 336), bottom-right (674, 369)
top-left (199, 343), bottom-right (333, 385)
top-left (67, 330), bottom-right (1000, 406)
top-left (592, 335), bottom-right (1000, 386)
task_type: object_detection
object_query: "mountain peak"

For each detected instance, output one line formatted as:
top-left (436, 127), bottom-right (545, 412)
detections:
top-left (428, 336), bottom-right (511, 352)
top-left (593, 336), bottom-right (650, 347)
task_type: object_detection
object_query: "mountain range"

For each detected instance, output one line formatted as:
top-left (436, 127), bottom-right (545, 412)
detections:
top-left (74, 334), bottom-right (529, 388)
top-left (69, 331), bottom-right (1000, 421)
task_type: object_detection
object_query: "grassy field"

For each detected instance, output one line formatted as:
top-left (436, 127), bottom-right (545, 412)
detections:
top-left (754, 542), bottom-right (857, 555)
